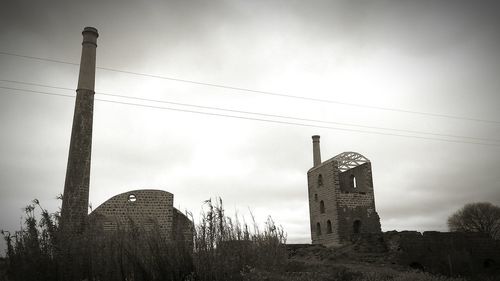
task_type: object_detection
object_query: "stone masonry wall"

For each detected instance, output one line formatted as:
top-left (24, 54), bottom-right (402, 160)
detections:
top-left (89, 189), bottom-right (175, 240)
top-left (172, 208), bottom-right (194, 244)
top-left (383, 231), bottom-right (500, 276)
top-left (336, 163), bottom-right (381, 242)
top-left (308, 161), bottom-right (341, 247)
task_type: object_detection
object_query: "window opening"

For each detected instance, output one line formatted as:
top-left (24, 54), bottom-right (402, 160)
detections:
top-left (320, 200), bottom-right (325, 213)
top-left (353, 220), bottom-right (361, 234)
top-left (128, 194), bottom-right (137, 203)
top-left (351, 175), bottom-right (357, 188)
top-left (316, 222), bottom-right (322, 236)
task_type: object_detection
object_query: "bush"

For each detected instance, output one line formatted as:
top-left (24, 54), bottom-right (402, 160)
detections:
top-left (448, 202), bottom-right (500, 240)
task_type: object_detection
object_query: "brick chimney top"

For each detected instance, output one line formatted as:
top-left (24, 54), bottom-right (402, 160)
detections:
top-left (82, 27), bottom-right (99, 37)
top-left (312, 135), bottom-right (321, 167)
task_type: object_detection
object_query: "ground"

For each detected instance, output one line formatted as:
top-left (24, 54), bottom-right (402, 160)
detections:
top-left (1, 245), bottom-right (499, 281)
top-left (241, 244), bottom-right (500, 281)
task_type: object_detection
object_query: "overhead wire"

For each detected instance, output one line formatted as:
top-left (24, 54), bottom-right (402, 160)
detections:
top-left (1, 51), bottom-right (499, 125)
top-left (0, 85), bottom-right (499, 147)
top-left (1, 78), bottom-right (499, 144)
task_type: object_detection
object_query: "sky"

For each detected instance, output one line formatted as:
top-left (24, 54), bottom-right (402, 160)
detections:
top-left (1, 0), bottom-right (500, 255)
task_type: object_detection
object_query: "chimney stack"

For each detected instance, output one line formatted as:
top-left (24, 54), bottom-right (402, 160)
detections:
top-left (60, 27), bottom-right (99, 235)
top-left (77, 27), bottom-right (98, 91)
top-left (312, 135), bottom-right (321, 167)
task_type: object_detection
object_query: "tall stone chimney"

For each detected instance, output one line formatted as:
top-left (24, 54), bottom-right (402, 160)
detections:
top-left (60, 27), bottom-right (99, 235)
top-left (312, 135), bottom-right (321, 167)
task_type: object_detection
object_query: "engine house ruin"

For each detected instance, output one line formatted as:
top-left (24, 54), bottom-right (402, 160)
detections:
top-left (307, 135), bottom-right (381, 246)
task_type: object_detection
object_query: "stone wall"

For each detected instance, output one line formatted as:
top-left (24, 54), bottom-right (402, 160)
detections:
top-left (352, 231), bottom-right (500, 276)
top-left (308, 161), bottom-right (341, 246)
top-left (173, 208), bottom-right (194, 244)
top-left (383, 231), bottom-right (500, 276)
top-left (89, 189), bottom-right (191, 242)
top-left (289, 231), bottom-right (500, 277)
top-left (336, 163), bottom-right (381, 241)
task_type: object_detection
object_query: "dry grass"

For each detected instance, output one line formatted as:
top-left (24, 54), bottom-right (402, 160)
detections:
top-left (192, 197), bottom-right (288, 281)
top-left (2, 198), bottom-right (494, 281)
top-left (1, 198), bottom-right (288, 281)
top-left (1, 200), bottom-right (58, 281)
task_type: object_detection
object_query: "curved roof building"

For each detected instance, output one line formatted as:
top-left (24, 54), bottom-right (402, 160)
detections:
top-left (89, 189), bottom-right (192, 242)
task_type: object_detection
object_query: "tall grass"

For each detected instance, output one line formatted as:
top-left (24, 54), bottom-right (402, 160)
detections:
top-left (1, 199), bottom-right (59, 281)
top-left (192, 198), bottom-right (288, 281)
top-left (85, 219), bottom-right (193, 281)
top-left (1, 198), bottom-right (287, 281)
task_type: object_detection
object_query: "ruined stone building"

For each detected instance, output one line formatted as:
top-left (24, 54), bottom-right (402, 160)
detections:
top-left (307, 135), bottom-right (381, 247)
top-left (59, 27), bottom-right (192, 267)
top-left (304, 136), bottom-right (500, 276)
top-left (89, 189), bottom-right (192, 242)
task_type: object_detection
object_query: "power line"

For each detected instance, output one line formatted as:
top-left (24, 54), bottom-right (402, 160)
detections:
top-left (2, 79), bottom-right (499, 144)
top-left (0, 86), bottom-right (75, 98)
top-left (0, 85), bottom-right (499, 147)
top-left (1, 51), bottom-right (498, 125)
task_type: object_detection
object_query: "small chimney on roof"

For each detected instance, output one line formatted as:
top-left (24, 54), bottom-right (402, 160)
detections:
top-left (312, 135), bottom-right (321, 167)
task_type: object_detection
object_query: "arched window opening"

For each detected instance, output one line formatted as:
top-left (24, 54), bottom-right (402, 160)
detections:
top-left (327, 220), bottom-right (332, 233)
top-left (316, 222), bottom-right (322, 236)
top-left (318, 174), bottom-right (323, 187)
top-left (314, 194), bottom-right (318, 202)
top-left (351, 175), bottom-right (357, 188)
top-left (319, 200), bottom-right (325, 213)
top-left (353, 220), bottom-right (361, 234)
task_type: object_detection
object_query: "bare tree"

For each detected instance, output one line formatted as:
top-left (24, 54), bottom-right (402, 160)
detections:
top-left (448, 202), bottom-right (500, 240)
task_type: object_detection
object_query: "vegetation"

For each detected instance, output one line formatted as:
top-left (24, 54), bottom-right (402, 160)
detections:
top-left (1, 200), bottom-right (58, 281)
top-left (2, 199), bottom-right (497, 281)
top-left (1, 198), bottom-right (287, 281)
top-left (193, 198), bottom-right (287, 281)
top-left (447, 202), bottom-right (500, 240)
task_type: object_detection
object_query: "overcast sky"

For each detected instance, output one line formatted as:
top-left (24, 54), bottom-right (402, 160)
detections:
top-left (1, 0), bottom-right (500, 255)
